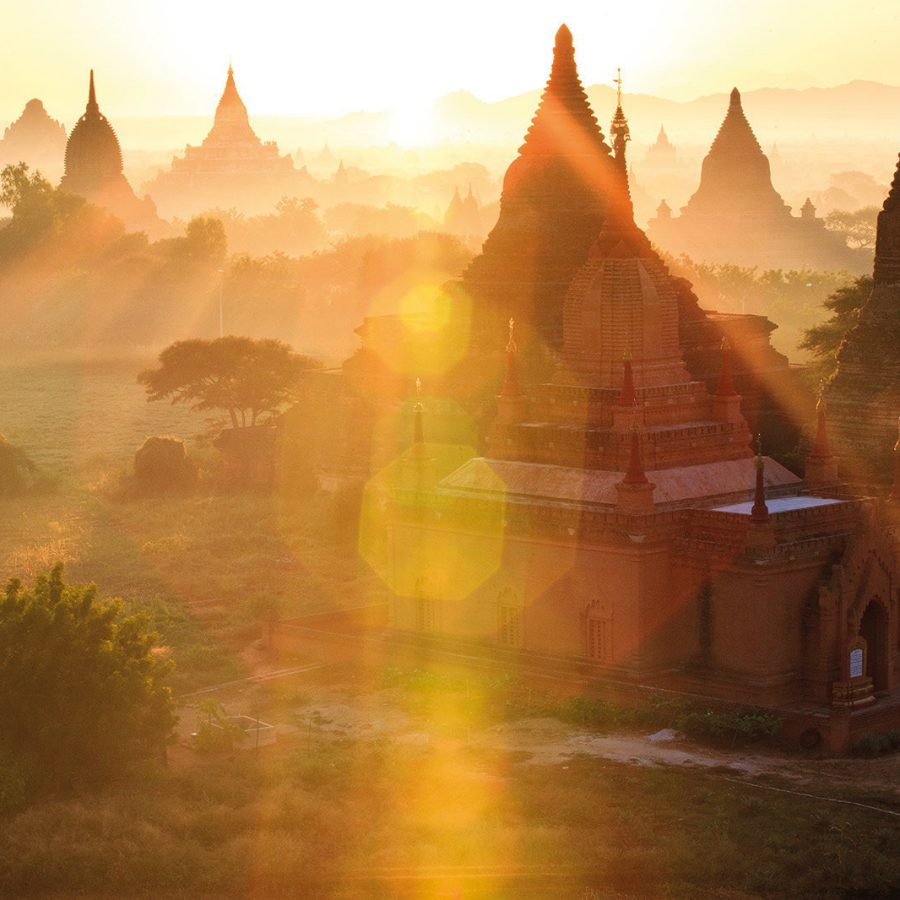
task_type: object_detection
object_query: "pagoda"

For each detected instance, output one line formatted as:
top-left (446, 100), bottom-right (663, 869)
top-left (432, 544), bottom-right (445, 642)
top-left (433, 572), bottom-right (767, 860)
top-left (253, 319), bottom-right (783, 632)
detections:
top-left (371, 98), bottom-right (900, 750)
top-left (825, 153), bottom-right (900, 482)
top-left (0, 99), bottom-right (67, 177)
top-left (143, 67), bottom-right (314, 218)
top-left (644, 125), bottom-right (677, 168)
top-left (460, 24), bottom-right (618, 352)
top-left (59, 71), bottom-right (163, 236)
top-left (647, 89), bottom-right (864, 271)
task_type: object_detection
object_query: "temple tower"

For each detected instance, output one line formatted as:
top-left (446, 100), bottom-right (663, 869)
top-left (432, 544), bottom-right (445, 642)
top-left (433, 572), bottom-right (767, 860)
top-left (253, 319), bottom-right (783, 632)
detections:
top-left (825, 153), bottom-right (900, 483)
top-left (647, 88), bottom-right (863, 271)
top-left (59, 71), bottom-right (163, 235)
top-left (461, 25), bottom-right (617, 351)
top-left (143, 66), bottom-right (309, 218)
top-left (0, 99), bottom-right (67, 177)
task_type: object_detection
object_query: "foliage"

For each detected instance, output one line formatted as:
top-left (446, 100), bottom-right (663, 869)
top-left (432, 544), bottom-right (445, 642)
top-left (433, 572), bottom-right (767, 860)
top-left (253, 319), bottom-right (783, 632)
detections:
top-left (800, 275), bottom-right (872, 382)
top-left (667, 255), bottom-right (857, 361)
top-left (673, 706), bottom-right (782, 746)
top-left (824, 206), bottom-right (879, 250)
top-left (0, 434), bottom-right (36, 496)
top-left (0, 564), bottom-right (176, 794)
top-left (852, 729), bottom-right (900, 758)
top-left (138, 336), bottom-right (320, 429)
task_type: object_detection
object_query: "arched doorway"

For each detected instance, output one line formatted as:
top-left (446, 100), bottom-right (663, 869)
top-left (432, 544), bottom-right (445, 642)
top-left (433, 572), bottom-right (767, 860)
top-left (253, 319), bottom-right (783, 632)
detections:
top-left (859, 600), bottom-right (890, 692)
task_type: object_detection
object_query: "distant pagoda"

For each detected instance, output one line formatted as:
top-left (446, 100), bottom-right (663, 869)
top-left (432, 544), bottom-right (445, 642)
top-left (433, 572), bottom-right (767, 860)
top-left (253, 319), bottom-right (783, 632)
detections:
top-left (144, 67), bottom-right (313, 217)
top-left (825, 153), bottom-right (900, 482)
top-left (460, 24), bottom-right (618, 352)
top-left (443, 185), bottom-right (482, 239)
top-left (0, 98), bottom-right (67, 175)
top-left (644, 125), bottom-right (677, 168)
top-left (59, 71), bottom-right (163, 235)
top-left (647, 88), bottom-right (863, 271)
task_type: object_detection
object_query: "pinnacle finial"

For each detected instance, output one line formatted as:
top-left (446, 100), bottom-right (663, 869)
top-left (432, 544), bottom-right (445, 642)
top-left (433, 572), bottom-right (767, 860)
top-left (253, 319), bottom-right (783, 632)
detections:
top-left (751, 434), bottom-right (769, 523)
top-left (555, 24), bottom-right (573, 51)
top-left (506, 317), bottom-right (517, 354)
top-left (87, 69), bottom-right (98, 113)
top-left (614, 67), bottom-right (623, 108)
top-left (730, 87), bottom-right (741, 108)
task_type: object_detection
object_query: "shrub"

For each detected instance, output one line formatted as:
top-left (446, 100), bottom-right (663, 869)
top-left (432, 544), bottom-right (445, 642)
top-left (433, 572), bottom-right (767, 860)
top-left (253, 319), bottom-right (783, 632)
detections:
top-left (134, 436), bottom-right (197, 494)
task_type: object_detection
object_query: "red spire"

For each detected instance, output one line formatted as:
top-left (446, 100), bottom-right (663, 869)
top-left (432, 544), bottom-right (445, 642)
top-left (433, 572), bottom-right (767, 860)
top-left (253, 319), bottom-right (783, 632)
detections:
top-left (500, 317), bottom-right (522, 398)
top-left (617, 349), bottom-right (636, 406)
top-left (750, 435), bottom-right (769, 523)
top-left (716, 337), bottom-right (737, 397)
top-left (809, 395), bottom-right (832, 459)
top-left (623, 421), bottom-right (648, 485)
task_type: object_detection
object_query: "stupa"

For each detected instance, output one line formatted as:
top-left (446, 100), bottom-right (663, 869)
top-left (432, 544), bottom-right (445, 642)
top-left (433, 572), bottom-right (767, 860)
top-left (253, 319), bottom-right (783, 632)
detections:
top-left (59, 71), bottom-right (163, 235)
top-left (143, 67), bottom-right (314, 217)
top-left (644, 125), bottom-right (677, 168)
top-left (825, 153), bottom-right (900, 482)
top-left (647, 89), bottom-right (864, 271)
top-left (461, 25), bottom-right (618, 351)
top-left (0, 99), bottom-right (67, 177)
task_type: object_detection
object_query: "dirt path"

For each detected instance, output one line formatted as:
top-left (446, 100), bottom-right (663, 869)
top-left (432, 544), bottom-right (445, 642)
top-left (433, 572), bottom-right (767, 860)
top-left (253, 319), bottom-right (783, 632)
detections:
top-left (173, 664), bottom-right (900, 807)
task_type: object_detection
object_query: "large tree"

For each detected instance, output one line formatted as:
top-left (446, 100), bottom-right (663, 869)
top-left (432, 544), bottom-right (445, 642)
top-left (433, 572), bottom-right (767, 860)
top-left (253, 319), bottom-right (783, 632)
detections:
top-left (138, 336), bottom-right (320, 429)
top-left (800, 276), bottom-right (872, 383)
top-left (0, 565), bottom-right (176, 797)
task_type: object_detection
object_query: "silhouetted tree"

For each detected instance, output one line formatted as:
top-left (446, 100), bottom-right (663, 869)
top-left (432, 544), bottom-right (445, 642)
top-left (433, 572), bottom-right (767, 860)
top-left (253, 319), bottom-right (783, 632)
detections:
top-left (800, 276), bottom-right (872, 382)
top-left (0, 564), bottom-right (176, 797)
top-left (139, 336), bottom-right (320, 429)
top-left (824, 207), bottom-right (879, 250)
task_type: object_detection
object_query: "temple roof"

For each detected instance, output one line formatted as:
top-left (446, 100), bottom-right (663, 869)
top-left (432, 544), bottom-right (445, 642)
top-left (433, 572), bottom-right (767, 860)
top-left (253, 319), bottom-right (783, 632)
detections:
top-left (204, 66), bottom-right (260, 146)
top-left (61, 70), bottom-right (124, 191)
top-left (518, 25), bottom-right (612, 160)
top-left (1, 98), bottom-right (66, 152)
top-left (462, 24), bottom-right (616, 350)
top-left (874, 152), bottom-right (900, 283)
top-left (681, 87), bottom-right (790, 218)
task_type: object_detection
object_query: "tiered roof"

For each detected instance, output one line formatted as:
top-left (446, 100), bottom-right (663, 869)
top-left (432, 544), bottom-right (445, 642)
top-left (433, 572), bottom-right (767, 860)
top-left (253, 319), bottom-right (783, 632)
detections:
top-left (61, 71), bottom-right (124, 191)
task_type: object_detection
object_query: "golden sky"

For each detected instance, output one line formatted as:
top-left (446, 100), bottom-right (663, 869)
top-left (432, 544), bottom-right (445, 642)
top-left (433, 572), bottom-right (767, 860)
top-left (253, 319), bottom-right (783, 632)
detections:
top-left (3, 0), bottom-right (900, 121)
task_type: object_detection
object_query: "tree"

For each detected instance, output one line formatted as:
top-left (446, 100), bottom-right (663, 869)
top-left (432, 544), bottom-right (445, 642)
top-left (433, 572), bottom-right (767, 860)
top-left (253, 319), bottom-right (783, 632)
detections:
top-left (138, 336), bottom-right (320, 429)
top-left (824, 207), bottom-right (879, 250)
top-left (800, 276), bottom-right (872, 382)
top-left (0, 565), bottom-right (176, 795)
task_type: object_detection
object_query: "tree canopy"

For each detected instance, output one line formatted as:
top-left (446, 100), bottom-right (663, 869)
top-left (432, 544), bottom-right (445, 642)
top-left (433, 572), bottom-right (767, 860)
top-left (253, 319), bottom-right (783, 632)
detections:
top-left (824, 207), bottom-right (879, 251)
top-left (138, 336), bottom-right (320, 429)
top-left (0, 564), bottom-right (175, 799)
top-left (800, 275), bottom-right (872, 382)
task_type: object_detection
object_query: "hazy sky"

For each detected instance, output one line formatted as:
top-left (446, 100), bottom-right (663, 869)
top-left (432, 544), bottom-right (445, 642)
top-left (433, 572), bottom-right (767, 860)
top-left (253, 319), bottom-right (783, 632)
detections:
top-left (3, 0), bottom-right (900, 122)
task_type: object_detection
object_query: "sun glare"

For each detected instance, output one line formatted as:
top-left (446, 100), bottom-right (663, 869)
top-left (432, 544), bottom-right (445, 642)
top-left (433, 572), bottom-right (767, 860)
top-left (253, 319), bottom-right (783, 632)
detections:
top-left (389, 102), bottom-right (439, 147)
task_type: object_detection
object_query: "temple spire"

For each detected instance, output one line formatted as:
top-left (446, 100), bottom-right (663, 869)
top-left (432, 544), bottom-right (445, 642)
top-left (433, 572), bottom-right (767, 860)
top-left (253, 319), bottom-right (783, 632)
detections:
top-left (750, 435), bottom-right (770, 523)
top-left (87, 69), bottom-right (99, 116)
top-left (500, 317), bottom-right (521, 398)
top-left (716, 337), bottom-right (737, 397)
top-left (623, 420), bottom-right (649, 485)
top-left (809, 395), bottom-right (832, 459)
top-left (610, 67), bottom-right (631, 176)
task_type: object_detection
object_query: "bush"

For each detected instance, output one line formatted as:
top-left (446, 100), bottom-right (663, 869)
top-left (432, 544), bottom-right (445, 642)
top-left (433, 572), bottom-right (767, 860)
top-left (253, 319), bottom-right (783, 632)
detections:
top-left (134, 436), bottom-right (197, 494)
top-left (0, 564), bottom-right (177, 796)
top-left (674, 707), bottom-right (782, 746)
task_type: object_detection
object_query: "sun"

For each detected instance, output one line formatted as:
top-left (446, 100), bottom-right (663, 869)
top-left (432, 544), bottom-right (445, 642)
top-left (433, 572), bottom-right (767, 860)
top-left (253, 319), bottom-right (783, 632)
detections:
top-left (389, 101), bottom-right (439, 147)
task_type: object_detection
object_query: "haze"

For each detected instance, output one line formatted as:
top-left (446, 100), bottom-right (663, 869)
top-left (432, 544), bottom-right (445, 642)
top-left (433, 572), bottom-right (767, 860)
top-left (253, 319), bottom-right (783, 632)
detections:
top-left (4, 0), bottom-right (900, 121)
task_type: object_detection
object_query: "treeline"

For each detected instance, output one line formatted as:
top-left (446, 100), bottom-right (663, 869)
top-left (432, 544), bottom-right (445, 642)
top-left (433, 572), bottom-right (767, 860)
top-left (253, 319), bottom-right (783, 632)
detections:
top-left (0, 164), bottom-right (473, 357)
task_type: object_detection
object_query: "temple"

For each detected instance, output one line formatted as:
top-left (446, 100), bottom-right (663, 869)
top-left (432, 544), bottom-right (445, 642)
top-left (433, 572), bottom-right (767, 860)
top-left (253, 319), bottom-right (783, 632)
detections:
top-left (644, 126), bottom-right (677, 168)
top-left (647, 89), bottom-right (865, 271)
top-left (369, 98), bottom-right (900, 752)
top-left (144, 67), bottom-right (313, 218)
top-left (59, 71), bottom-right (163, 236)
top-left (0, 99), bottom-right (67, 178)
top-left (825, 153), bottom-right (900, 483)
